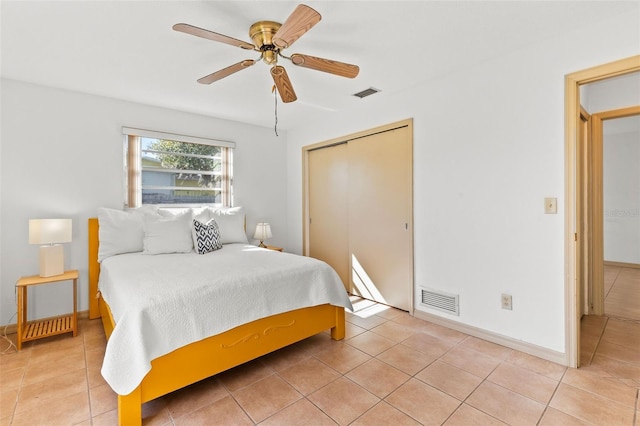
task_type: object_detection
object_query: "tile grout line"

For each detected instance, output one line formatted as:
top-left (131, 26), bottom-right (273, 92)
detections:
top-left (587, 315), bottom-right (609, 366)
top-left (367, 323), bottom-right (514, 425)
top-left (83, 334), bottom-right (95, 426)
top-left (329, 315), bottom-right (459, 424)
top-left (537, 366), bottom-right (570, 425)
top-left (425, 332), bottom-right (577, 425)
top-left (7, 303), bottom-right (638, 425)
top-left (369, 334), bottom-right (451, 425)
top-left (604, 266), bottom-right (620, 299)
top-left (384, 315), bottom-right (568, 425)
top-left (634, 388), bottom-right (639, 426)
top-left (458, 353), bottom-right (541, 425)
top-left (10, 343), bottom-right (30, 425)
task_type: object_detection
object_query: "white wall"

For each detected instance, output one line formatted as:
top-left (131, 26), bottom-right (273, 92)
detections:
top-left (0, 79), bottom-right (287, 325)
top-left (285, 10), bottom-right (639, 353)
top-left (603, 127), bottom-right (640, 264)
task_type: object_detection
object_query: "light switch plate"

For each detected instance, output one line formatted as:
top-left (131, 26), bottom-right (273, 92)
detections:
top-left (544, 197), bottom-right (557, 214)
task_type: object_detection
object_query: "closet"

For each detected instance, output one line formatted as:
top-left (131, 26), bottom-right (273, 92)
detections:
top-left (304, 120), bottom-right (413, 312)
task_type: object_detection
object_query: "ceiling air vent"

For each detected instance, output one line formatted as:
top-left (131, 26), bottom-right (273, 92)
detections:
top-left (420, 287), bottom-right (459, 316)
top-left (352, 87), bottom-right (380, 98)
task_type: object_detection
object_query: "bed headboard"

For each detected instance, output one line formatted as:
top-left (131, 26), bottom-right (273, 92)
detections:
top-left (88, 218), bottom-right (101, 319)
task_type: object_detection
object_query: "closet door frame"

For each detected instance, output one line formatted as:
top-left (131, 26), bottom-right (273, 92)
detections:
top-left (302, 118), bottom-right (414, 314)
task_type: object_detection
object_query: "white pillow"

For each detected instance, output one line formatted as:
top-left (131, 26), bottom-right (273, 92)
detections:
top-left (154, 207), bottom-right (219, 248)
top-left (125, 205), bottom-right (160, 214)
top-left (210, 206), bottom-right (248, 244)
top-left (98, 207), bottom-right (159, 262)
top-left (157, 207), bottom-right (209, 219)
top-left (143, 211), bottom-right (194, 255)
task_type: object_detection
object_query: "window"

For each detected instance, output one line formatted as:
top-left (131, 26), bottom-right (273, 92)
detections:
top-left (123, 127), bottom-right (234, 208)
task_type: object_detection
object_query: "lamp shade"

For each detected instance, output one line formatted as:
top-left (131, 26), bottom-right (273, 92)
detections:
top-left (253, 222), bottom-right (272, 240)
top-left (29, 219), bottom-right (72, 245)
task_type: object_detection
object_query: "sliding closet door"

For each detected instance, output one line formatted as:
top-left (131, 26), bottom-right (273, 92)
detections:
top-left (308, 143), bottom-right (349, 290)
top-left (348, 126), bottom-right (412, 311)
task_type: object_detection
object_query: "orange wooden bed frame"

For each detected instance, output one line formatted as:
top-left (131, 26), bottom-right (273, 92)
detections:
top-left (88, 218), bottom-right (346, 425)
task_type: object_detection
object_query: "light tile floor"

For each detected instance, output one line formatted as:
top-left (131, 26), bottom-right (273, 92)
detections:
top-left (1, 289), bottom-right (639, 425)
top-left (604, 265), bottom-right (640, 322)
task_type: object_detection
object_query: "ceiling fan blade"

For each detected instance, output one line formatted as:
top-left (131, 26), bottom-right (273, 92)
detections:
top-left (272, 4), bottom-right (321, 49)
top-left (270, 66), bottom-right (297, 103)
top-left (290, 53), bottom-right (360, 78)
top-left (197, 60), bottom-right (255, 84)
top-left (173, 23), bottom-right (255, 50)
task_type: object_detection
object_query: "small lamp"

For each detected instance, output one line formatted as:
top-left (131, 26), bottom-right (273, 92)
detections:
top-left (29, 219), bottom-right (72, 277)
top-left (253, 222), bottom-right (272, 248)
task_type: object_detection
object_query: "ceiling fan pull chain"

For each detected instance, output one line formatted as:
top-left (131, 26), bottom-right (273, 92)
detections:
top-left (273, 84), bottom-right (279, 137)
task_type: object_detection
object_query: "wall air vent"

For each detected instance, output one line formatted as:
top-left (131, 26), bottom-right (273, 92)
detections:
top-left (352, 87), bottom-right (381, 98)
top-left (420, 287), bottom-right (459, 316)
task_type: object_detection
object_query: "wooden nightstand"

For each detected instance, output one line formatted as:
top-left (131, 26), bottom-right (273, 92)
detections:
top-left (265, 245), bottom-right (283, 252)
top-left (16, 269), bottom-right (78, 350)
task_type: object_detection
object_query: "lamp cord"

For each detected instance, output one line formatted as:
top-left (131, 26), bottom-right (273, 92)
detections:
top-left (1, 312), bottom-right (17, 354)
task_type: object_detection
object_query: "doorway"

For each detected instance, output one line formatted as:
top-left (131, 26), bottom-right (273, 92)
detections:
top-left (564, 55), bottom-right (640, 368)
top-left (590, 108), bottom-right (640, 317)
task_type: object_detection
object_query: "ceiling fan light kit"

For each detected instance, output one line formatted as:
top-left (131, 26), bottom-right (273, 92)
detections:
top-left (173, 4), bottom-right (360, 104)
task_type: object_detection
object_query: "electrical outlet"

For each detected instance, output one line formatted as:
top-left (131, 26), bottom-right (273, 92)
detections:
top-left (501, 294), bottom-right (513, 310)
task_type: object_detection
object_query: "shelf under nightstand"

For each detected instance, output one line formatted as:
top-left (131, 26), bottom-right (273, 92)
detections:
top-left (16, 269), bottom-right (78, 350)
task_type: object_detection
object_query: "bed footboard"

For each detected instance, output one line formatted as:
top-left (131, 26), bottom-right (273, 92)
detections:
top-left (112, 300), bottom-right (344, 426)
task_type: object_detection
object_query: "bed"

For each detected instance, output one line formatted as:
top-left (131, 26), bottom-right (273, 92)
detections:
top-left (88, 210), bottom-right (351, 425)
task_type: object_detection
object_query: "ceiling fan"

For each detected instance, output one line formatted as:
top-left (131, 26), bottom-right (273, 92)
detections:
top-left (173, 4), bottom-right (360, 103)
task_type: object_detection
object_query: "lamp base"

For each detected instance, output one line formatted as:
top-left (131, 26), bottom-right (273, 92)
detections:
top-left (39, 244), bottom-right (65, 277)
top-left (258, 241), bottom-right (267, 248)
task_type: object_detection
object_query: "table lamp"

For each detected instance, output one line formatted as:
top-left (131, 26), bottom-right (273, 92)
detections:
top-left (253, 222), bottom-right (272, 248)
top-left (29, 218), bottom-right (72, 277)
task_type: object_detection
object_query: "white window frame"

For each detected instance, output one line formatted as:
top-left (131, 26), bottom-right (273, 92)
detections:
top-left (123, 127), bottom-right (235, 208)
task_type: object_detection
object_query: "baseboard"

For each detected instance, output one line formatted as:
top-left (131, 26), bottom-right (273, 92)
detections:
top-left (604, 260), bottom-right (640, 270)
top-left (413, 310), bottom-right (568, 366)
top-left (1, 310), bottom-right (90, 336)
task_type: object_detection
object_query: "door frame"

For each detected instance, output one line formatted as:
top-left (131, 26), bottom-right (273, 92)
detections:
top-left (564, 55), bottom-right (640, 368)
top-left (589, 106), bottom-right (640, 315)
top-left (576, 107), bottom-right (591, 319)
top-left (302, 118), bottom-right (414, 314)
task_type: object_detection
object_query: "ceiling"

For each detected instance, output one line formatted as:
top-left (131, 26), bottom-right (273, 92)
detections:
top-left (1, 1), bottom-right (636, 131)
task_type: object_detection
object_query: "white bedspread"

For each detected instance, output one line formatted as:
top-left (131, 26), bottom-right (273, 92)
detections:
top-left (99, 244), bottom-right (353, 395)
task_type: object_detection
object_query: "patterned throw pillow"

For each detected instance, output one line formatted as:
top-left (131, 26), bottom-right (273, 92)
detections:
top-left (193, 219), bottom-right (222, 254)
